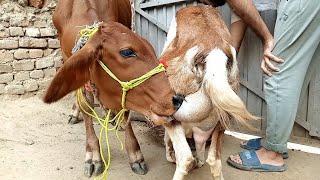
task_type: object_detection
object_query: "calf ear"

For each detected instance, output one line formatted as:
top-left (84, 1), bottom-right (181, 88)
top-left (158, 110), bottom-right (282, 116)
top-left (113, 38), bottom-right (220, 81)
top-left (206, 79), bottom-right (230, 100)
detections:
top-left (43, 46), bottom-right (97, 103)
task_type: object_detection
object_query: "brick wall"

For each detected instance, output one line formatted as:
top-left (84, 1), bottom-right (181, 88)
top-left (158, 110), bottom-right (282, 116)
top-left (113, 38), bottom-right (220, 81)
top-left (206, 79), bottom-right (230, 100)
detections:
top-left (0, 1), bottom-right (61, 95)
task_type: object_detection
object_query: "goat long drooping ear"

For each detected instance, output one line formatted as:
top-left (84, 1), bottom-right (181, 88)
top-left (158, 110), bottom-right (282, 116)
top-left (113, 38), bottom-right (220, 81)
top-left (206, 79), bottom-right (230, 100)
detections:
top-left (43, 46), bottom-right (97, 104)
top-left (203, 48), bottom-right (259, 130)
top-left (229, 45), bottom-right (238, 79)
top-left (228, 45), bottom-right (240, 92)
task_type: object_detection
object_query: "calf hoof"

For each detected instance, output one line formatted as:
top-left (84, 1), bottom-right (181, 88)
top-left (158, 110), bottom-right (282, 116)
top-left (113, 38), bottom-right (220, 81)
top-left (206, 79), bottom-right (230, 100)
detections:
top-left (68, 115), bottom-right (82, 124)
top-left (84, 160), bottom-right (104, 177)
top-left (130, 161), bottom-right (148, 175)
top-left (108, 120), bottom-right (125, 131)
top-left (84, 162), bottom-right (94, 177)
top-left (93, 160), bottom-right (104, 176)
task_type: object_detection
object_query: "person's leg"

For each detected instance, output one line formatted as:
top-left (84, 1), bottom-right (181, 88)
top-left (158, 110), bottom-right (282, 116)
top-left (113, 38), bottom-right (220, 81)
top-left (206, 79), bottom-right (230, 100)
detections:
top-left (264, 0), bottom-right (320, 154)
top-left (230, 11), bottom-right (247, 52)
top-left (229, 0), bottom-right (320, 169)
top-left (298, 46), bottom-right (320, 104)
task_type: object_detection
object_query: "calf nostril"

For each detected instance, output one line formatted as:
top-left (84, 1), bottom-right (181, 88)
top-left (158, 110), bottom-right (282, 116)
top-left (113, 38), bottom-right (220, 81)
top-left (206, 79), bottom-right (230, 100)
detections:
top-left (172, 95), bottom-right (184, 110)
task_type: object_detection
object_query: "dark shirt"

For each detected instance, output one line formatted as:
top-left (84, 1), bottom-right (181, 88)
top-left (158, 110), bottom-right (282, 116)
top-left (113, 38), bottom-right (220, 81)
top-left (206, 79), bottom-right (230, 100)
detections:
top-left (198, 0), bottom-right (226, 7)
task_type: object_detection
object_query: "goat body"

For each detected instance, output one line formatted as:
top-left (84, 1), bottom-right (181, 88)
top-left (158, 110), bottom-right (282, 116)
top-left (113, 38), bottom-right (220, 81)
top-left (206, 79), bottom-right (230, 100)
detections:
top-left (161, 6), bottom-right (258, 180)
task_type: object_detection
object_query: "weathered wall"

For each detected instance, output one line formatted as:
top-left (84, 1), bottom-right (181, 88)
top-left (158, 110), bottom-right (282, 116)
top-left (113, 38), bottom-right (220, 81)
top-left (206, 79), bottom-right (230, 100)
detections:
top-left (0, 0), bottom-right (61, 95)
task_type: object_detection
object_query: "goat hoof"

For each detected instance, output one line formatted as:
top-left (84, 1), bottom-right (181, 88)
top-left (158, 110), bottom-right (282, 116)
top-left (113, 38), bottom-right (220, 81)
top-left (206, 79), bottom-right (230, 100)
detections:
top-left (84, 162), bottom-right (94, 177)
top-left (68, 115), bottom-right (81, 124)
top-left (166, 151), bottom-right (176, 163)
top-left (213, 175), bottom-right (224, 180)
top-left (195, 160), bottom-right (205, 168)
top-left (170, 151), bottom-right (176, 163)
top-left (93, 160), bottom-right (104, 176)
top-left (130, 161), bottom-right (148, 175)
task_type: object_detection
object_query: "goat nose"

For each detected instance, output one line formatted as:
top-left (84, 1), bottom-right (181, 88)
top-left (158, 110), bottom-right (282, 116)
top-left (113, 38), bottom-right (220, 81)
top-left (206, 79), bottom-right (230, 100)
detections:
top-left (172, 95), bottom-right (184, 110)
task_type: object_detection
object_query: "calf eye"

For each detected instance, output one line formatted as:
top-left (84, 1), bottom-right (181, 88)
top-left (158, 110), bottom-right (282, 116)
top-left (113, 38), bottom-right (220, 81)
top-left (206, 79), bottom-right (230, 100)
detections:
top-left (120, 48), bottom-right (136, 58)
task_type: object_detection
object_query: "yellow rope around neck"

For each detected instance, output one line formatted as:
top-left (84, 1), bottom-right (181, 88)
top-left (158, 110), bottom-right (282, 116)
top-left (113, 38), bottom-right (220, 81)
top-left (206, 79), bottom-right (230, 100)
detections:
top-left (77, 63), bottom-right (165, 180)
top-left (97, 61), bottom-right (166, 108)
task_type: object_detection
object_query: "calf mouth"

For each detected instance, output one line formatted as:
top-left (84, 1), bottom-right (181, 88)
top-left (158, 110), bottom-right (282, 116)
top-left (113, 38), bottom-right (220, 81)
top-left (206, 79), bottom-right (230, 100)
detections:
top-left (147, 111), bottom-right (175, 126)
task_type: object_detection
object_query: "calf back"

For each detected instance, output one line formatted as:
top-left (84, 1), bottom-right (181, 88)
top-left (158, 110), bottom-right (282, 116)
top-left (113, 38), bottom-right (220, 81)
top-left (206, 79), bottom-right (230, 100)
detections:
top-left (53, 0), bottom-right (132, 58)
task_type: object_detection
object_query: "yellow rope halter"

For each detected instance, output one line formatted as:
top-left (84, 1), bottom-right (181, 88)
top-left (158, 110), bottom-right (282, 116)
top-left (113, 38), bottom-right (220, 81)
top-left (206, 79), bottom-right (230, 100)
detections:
top-left (80, 27), bottom-right (99, 37)
top-left (76, 24), bottom-right (165, 180)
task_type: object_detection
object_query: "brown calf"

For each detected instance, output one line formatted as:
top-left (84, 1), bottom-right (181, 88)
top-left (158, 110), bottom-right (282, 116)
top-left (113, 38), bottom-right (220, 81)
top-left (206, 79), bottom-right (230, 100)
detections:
top-left (161, 6), bottom-right (258, 180)
top-left (43, 0), bottom-right (183, 177)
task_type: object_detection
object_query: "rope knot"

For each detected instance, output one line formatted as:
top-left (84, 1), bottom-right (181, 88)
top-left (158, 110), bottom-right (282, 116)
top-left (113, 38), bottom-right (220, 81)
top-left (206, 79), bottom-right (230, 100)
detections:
top-left (121, 82), bottom-right (134, 92)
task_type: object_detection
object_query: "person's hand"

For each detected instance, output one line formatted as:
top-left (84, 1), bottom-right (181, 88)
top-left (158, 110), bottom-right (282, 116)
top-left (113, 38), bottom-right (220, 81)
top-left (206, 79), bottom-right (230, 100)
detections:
top-left (261, 39), bottom-right (284, 76)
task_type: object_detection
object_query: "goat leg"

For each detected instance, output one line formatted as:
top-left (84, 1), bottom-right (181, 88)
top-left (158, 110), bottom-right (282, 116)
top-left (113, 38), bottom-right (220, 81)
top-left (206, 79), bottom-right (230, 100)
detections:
top-left (192, 127), bottom-right (213, 168)
top-left (206, 123), bottom-right (224, 180)
top-left (164, 129), bottom-right (176, 163)
top-left (164, 122), bottom-right (194, 180)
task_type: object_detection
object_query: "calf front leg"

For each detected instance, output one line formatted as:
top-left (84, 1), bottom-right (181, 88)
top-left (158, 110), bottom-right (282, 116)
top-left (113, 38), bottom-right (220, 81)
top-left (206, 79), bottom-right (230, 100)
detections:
top-left (80, 89), bottom-right (103, 177)
top-left (125, 112), bottom-right (148, 175)
top-left (164, 122), bottom-right (194, 180)
top-left (206, 123), bottom-right (224, 180)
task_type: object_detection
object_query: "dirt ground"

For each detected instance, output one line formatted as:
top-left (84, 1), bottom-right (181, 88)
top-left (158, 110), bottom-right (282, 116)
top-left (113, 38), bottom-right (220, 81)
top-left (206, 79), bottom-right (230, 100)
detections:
top-left (1, 93), bottom-right (320, 180)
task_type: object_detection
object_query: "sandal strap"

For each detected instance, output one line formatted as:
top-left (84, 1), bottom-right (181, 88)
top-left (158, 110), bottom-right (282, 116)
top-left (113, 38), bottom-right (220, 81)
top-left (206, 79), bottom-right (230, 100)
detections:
top-left (239, 151), bottom-right (261, 166)
top-left (246, 138), bottom-right (262, 149)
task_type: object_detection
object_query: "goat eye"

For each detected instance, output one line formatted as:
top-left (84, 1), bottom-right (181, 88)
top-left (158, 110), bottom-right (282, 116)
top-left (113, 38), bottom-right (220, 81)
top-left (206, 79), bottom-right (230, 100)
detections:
top-left (120, 48), bottom-right (136, 58)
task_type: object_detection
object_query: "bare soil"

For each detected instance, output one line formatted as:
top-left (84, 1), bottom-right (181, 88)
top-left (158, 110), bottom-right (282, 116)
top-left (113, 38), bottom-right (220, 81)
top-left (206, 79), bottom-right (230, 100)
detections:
top-left (1, 93), bottom-right (320, 180)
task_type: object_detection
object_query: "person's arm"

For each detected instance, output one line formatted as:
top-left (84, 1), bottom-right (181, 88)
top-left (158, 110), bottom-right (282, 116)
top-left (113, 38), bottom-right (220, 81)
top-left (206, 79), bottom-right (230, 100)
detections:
top-left (226, 0), bottom-right (271, 43)
top-left (199, 0), bottom-right (284, 76)
top-left (226, 0), bottom-right (283, 76)
top-left (200, 0), bottom-right (271, 42)
top-left (230, 20), bottom-right (247, 52)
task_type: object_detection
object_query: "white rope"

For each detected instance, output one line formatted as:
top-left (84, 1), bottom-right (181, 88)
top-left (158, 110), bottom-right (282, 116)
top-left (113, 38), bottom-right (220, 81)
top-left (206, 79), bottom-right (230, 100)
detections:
top-left (225, 130), bottom-right (320, 155)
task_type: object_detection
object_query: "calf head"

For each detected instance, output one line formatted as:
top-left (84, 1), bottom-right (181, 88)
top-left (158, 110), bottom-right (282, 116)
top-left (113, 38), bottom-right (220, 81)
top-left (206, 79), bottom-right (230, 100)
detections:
top-left (162, 6), bottom-right (258, 128)
top-left (44, 22), bottom-right (181, 124)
